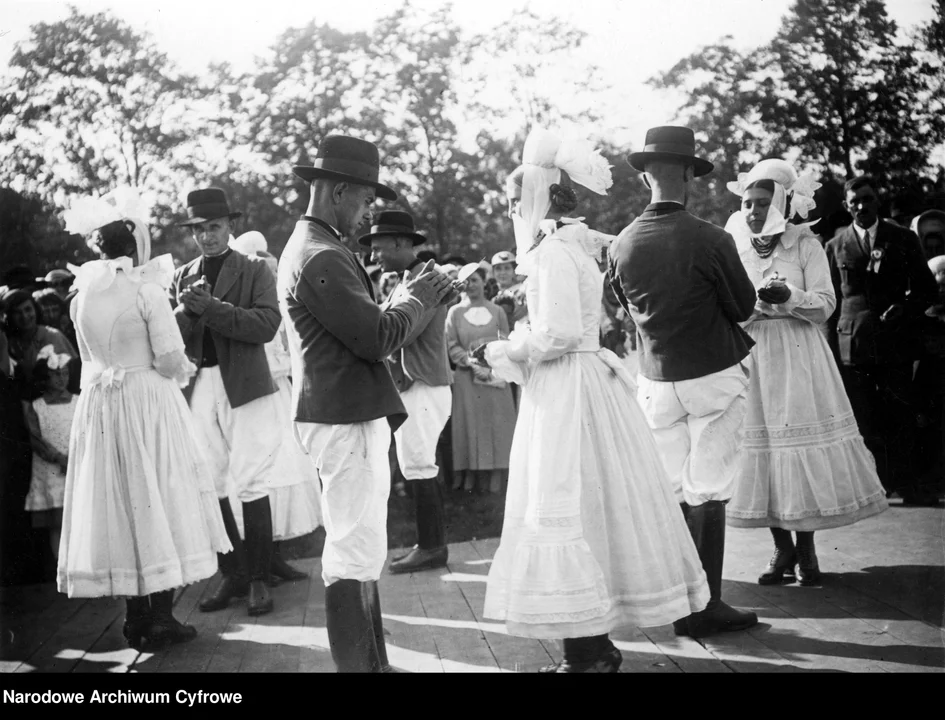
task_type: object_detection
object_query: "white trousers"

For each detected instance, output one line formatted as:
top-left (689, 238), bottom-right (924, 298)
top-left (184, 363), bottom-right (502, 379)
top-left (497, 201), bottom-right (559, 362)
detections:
top-left (189, 366), bottom-right (281, 503)
top-left (394, 383), bottom-right (452, 480)
top-left (636, 360), bottom-right (751, 507)
top-left (294, 418), bottom-right (391, 586)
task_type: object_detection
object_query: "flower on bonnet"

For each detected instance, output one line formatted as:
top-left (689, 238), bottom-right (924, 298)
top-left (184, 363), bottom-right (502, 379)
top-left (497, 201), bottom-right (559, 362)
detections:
top-left (36, 345), bottom-right (71, 371)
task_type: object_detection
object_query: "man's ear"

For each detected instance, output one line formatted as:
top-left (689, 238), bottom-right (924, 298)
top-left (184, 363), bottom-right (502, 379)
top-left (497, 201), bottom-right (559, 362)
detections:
top-left (684, 165), bottom-right (695, 183)
top-left (332, 182), bottom-right (349, 204)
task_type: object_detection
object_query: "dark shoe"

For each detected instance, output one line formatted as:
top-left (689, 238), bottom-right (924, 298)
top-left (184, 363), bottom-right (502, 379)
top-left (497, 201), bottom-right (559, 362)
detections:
top-left (123, 596), bottom-right (152, 650)
top-left (144, 589), bottom-right (197, 650)
top-left (672, 618), bottom-right (691, 637)
top-left (325, 580), bottom-right (381, 673)
top-left (199, 573), bottom-right (249, 612)
top-left (270, 551), bottom-right (307, 582)
top-left (539, 647), bottom-right (622, 673)
top-left (683, 501), bottom-right (758, 638)
top-left (247, 579), bottom-right (274, 617)
top-left (795, 531), bottom-right (822, 586)
top-left (389, 546), bottom-right (448, 575)
top-left (758, 529), bottom-right (797, 585)
top-left (391, 545), bottom-right (416, 563)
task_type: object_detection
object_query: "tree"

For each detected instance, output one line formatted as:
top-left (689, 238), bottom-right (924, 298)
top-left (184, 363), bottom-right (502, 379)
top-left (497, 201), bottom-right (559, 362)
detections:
top-left (0, 6), bottom-right (199, 258)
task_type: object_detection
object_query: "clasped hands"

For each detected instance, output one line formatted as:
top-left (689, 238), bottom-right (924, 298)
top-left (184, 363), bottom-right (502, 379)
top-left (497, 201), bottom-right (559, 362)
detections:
top-left (468, 342), bottom-right (492, 380)
top-left (179, 276), bottom-right (213, 316)
top-left (404, 260), bottom-right (463, 309)
top-left (757, 273), bottom-right (792, 305)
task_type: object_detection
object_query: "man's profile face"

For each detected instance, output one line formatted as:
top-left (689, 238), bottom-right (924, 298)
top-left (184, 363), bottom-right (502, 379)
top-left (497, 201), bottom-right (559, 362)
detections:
top-left (190, 217), bottom-right (231, 257)
top-left (370, 236), bottom-right (409, 272)
top-left (336, 184), bottom-right (376, 239)
top-left (844, 185), bottom-right (880, 230)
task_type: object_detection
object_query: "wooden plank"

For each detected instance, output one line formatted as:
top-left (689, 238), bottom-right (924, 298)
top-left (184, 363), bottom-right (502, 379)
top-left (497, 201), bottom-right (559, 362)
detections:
top-left (239, 566), bottom-right (312, 673)
top-left (376, 551), bottom-right (442, 673)
top-left (297, 557), bottom-right (334, 673)
top-left (16, 596), bottom-right (123, 673)
top-left (1, 586), bottom-right (85, 672)
top-left (637, 626), bottom-right (734, 673)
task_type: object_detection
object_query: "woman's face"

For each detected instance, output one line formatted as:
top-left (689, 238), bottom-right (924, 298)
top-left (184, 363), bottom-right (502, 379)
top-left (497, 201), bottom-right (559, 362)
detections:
top-left (12, 300), bottom-right (37, 333)
top-left (507, 192), bottom-right (522, 219)
top-left (493, 263), bottom-right (516, 288)
top-left (743, 187), bottom-right (774, 235)
top-left (39, 300), bottom-right (61, 328)
top-left (47, 366), bottom-right (70, 394)
top-left (464, 272), bottom-right (484, 299)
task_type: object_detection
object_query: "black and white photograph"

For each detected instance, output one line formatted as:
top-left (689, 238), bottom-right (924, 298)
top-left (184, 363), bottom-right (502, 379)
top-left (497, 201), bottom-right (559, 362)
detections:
top-left (0, 0), bottom-right (942, 678)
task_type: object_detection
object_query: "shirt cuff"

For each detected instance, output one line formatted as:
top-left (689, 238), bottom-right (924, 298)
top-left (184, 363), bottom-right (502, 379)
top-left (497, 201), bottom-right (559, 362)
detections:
top-left (777, 283), bottom-right (804, 312)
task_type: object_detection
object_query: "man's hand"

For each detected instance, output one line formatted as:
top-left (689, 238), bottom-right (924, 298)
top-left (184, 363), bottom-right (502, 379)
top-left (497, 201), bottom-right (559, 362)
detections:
top-left (180, 280), bottom-right (213, 317)
top-left (880, 303), bottom-right (905, 325)
top-left (471, 364), bottom-right (492, 382)
top-left (757, 274), bottom-right (791, 305)
top-left (404, 260), bottom-right (453, 309)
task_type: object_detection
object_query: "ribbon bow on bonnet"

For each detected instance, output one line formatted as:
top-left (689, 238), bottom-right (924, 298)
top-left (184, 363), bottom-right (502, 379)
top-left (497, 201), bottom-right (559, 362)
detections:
top-left (36, 345), bottom-right (72, 371)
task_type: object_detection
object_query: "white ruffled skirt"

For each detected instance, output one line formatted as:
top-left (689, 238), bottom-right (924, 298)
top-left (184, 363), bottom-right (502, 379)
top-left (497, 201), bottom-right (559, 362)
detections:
top-left (728, 318), bottom-right (888, 531)
top-left (483, 349), bottom-right (709, 639)
top-left (57, 368), bottom-right (232, 598)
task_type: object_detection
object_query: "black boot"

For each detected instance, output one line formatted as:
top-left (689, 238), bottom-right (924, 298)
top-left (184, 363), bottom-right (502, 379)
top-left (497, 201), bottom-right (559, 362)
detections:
top-left (270, 542), bottom-right (307, 582)
top-left (758, 528), bottom-right (797, 585)
top-left (390, 478), bottom-right (448, 574)
top-left (243, 497), bottom-right (274, 617)
top-left (795, 531), bottom-right (822, 586)
top-left (145, 589), bottom-right (197, 649)
top-left (199, 499), bottom-right (249, 612)
top-left (677, 501), bottom-right (759, 639)
top-left (363, 581), bottom-right (395, 672)
top-left (123, 596), bottom-right (152, 650)
top-left (539, 635), bottom-right (621, 673)
top-left (671, 503), bottom-right (692, 637)
top-left (325, 579), bottom-right (381, 673)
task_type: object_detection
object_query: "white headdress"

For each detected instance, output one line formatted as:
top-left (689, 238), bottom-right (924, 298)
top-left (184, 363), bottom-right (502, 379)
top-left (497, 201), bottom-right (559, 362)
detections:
top-left (725, 159), bottom-right (821, 239)
top-left (229, 231), bottom-right (268, 256)
top-left (35, 344), bottom-right (72, 371)
top-left (62, 187), bottom-right (153, 264)
top-left (511, 128), bottom-right (613, 274)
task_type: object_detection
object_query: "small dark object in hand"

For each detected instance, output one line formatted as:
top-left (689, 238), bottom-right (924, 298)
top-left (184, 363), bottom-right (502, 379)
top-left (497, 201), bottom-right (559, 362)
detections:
top-left (470, 342), bottom-right (489, 366)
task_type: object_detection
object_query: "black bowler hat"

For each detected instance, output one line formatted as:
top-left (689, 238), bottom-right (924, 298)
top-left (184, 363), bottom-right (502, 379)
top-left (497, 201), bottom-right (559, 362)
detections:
top-left (293, 135), bottom-right (397, 202)
top-left (358, 211), bottom-right (426, 247)
top-left (627, 126), bottom-right (714, 177)
top-left (177, 188), bottom-right (242, 227)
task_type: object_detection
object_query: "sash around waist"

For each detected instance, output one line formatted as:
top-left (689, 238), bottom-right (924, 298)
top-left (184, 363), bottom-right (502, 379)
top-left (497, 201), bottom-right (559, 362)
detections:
top-left (85, 362), bottom-right (153, 389)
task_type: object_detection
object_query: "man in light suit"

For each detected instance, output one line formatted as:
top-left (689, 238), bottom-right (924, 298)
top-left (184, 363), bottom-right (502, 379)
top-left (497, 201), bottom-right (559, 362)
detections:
top-left (170, 188), bottom-right (283, 616)
top-left (278, 136), bottom-right (453, 672)
top-left (826, 176), bottom-right (939, 505)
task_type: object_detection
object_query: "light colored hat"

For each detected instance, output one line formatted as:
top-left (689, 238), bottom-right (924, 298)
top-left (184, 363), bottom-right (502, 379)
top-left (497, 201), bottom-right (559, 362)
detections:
top-left (491, 251), bottom-right (516, 266)
top-left (457, 263), bottom-right (483, 284)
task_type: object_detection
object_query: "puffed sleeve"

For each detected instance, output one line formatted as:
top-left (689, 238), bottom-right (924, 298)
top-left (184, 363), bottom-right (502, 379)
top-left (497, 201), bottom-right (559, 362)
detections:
top-left (777, 236), bottom-right (836, 325)
top-left (137, 282), bottom-right (197, 387)
top-left (485, 240), bottom-right (583, 382)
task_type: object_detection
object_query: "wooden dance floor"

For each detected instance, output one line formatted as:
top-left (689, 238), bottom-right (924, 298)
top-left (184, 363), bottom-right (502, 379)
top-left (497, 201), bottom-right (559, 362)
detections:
top-left (2, 501), bottom-right (942, 674)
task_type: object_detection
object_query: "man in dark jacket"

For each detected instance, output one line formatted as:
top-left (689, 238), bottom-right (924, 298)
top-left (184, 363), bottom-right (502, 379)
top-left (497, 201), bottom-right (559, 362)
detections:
top-left (609, 126), bottom-right (759, 640)
top-left (278, 136), bottom-right (452, 673)
top-left (825, 176), bottom-right (939, 505)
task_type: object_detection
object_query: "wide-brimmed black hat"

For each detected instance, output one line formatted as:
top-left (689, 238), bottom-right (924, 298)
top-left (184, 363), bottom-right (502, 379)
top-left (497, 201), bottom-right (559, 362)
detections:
top-left (627, 126), bottom-right (714, 177)
top-left (177, 188), bottom-right (242, 227)
top-left (357, 211), bottom-right (426, 248)
top-left (293, 135), bottom-right (397, 202)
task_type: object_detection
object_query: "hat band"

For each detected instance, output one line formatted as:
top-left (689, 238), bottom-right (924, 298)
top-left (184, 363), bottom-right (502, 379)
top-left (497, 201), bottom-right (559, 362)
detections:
top-left (313, 157), bottom-right (380, 182)
top-left (641, 142), bottom-right (697, 156)
top-left (367, 223), bottom-right (415, 235)
top-left (187, 202), bottom-right (234, 220)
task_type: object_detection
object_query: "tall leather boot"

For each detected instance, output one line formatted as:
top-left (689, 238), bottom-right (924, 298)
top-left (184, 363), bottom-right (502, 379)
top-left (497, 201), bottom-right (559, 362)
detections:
top-left (199, 498), bottom-right (249, 612)
top-left (678, 501), bottom-right (759, 639)
top-left (145, 589), bottom-right (197, 649)
top-left (390, 478), bottom-right (448, 574)
top-left (325, 579), bottom-right (381, 673)
top-left (123, 596), bottom-right (152, 650)
top-left (243, 496), bottom-right (274, 617)
top-left (672, 503), bottom-right (692, 637)
top-left (758, 528), bottom-right (797, 585)
top-left (270, 541), bottom-right (307, 582)
top-left (363, 580), bottom-right (395, 672)
top-left (795, 531), bottom-right (822, 586)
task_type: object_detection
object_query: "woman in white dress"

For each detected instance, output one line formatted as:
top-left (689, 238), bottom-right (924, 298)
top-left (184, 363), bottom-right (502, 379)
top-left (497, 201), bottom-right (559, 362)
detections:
top-left (228, 231), bottom-right (323, 582)
top-left (58, 192), bottom-right (231, 650)
top-left (724, 160), bottom-right (887, 586)
top-left (476, 129), bottom-right (710, 673)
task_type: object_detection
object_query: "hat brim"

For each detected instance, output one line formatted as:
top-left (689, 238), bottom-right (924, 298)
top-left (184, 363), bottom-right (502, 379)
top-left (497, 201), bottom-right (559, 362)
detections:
top-left (357, 229), bottom-right (426, 248)
top-left (177, 211), bottom-right (242, 227)
top-left (293, 166), bottom-right (397, 202)
top-left (627, 151), bottom-right (714, 177)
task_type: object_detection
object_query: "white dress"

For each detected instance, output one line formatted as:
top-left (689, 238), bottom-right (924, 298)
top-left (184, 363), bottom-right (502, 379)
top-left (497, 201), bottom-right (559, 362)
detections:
top-left (231, 324), bottom-right (323, 540)
top-left (25, 396), bottom-right (76, 513)
top-left (483, 220), bottom-right (710, 639)
top-left (727, 225), bottom-right (888, 530)
top-left (57, 256), bottom-right (232, 598)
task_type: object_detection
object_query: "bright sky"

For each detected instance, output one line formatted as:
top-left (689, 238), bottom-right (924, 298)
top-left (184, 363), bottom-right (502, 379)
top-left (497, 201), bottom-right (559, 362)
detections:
top-left (0, 0), bottom-right (938, 148)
